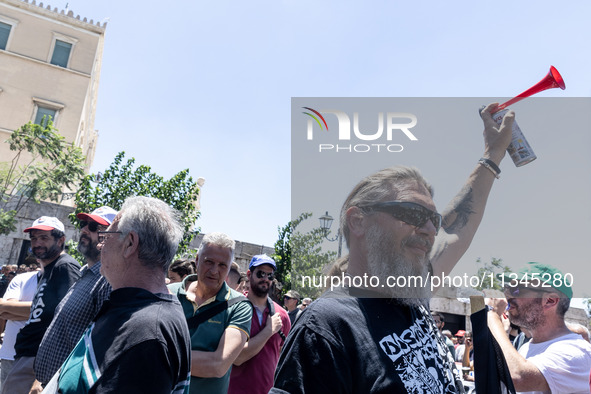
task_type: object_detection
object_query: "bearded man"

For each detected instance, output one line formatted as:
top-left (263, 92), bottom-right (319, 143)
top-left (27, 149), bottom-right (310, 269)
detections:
top-left (229, 254), bottom-right (290, 394)
top-left (488, 262), bottom-right (591, 393)
top-left (33, 207), bottom-right (117, 390)
top-left (271, 103), bottom-right (514, 393)
top-left (2, 216), bottom-right (81, 394)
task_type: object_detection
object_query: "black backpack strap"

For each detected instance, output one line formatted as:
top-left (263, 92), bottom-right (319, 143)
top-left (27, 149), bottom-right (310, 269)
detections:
top-left (186, 295), bottom-right (251, 330)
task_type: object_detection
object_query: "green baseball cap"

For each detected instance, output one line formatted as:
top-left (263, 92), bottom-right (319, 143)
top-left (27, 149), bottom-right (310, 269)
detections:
top-left (499, 262), bottom-right (573, 299)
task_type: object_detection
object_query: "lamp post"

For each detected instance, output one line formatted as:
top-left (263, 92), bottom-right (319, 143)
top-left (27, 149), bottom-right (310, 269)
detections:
top-left (319, 211), bottom-right (342, 258)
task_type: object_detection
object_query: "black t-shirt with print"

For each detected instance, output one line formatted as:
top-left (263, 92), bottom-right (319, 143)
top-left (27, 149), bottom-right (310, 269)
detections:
top-left (15, 253), bottom-right (81, 357)
top-left (271, 287), bottom-right (462, 394)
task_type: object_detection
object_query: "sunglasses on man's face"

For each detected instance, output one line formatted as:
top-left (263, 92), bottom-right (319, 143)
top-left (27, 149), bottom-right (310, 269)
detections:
top-left (80, 221), bottom-right (100, 232)
top-left (255, 270), bottom-right (275, 281)
top-left (360, 201), bottom-right (442, 233)
top-left (503, 285), bottom-right (550, 298)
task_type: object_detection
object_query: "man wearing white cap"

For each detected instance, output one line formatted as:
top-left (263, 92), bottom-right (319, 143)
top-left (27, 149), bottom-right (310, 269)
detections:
top-left (1, 216), bottom-right (81, 394)
top-left (33, 207), bottom-right (117, 389)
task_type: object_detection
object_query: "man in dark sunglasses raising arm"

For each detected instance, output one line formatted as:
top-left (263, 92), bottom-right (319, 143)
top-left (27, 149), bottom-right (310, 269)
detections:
top-left (271, 103), bottom-right (514, 394)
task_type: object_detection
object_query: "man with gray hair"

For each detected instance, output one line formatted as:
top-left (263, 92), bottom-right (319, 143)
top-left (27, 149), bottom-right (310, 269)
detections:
top-left (272, 104), bottom-right (515, 393)
top-left (48, 196), bottom-right (191, 393)
top-left (168, 232), bottom-right (253, 394)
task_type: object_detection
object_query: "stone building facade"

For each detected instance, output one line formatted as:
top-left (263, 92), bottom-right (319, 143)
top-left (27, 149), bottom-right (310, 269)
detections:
top-left (0, 0), bottom-right (106, 176)
top-left (189, 233), bottom-right (275, 272)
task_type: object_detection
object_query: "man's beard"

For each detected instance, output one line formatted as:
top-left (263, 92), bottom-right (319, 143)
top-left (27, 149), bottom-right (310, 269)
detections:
top-left (78, 235), bottom-right (101, 261)
top-left (365, 223), bottom-right (432, 307)
top-left (508, 298), bottom-right (545, 330)
top-left (33, 242), bottom-right (61, 260)
top-left (250, 280), bottom-right (271, 298)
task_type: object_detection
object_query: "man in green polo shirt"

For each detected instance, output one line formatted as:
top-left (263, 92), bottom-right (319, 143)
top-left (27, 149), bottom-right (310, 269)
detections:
top-left (168, 232), bottom-right (252, 394)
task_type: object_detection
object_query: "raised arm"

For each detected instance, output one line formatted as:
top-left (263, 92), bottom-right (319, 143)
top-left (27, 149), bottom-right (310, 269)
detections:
top-left (487, 299), bottom-right (550, 392)
top-left (430, 103), bottom-right (514, 278)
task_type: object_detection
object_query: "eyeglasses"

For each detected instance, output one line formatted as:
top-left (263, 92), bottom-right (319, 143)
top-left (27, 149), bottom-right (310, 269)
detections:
top-left (283, 296), bottom-right (293, 300)
top-left (503, 285), bottom-right (550, 298)
top-left (360, 201), bottom-right (442, 233)
top-left (80, 221), bottom-right (100, 232)
top-left (97, 231), bottom-right (123, 244)
top-left (255, 270), bottom-right (275, 281)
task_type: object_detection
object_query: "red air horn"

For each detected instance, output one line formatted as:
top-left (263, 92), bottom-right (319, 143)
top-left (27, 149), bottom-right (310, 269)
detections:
top-left (495, 66), bottom-right (565, 112)
top-left (484, 66), bottom-right (566, 167)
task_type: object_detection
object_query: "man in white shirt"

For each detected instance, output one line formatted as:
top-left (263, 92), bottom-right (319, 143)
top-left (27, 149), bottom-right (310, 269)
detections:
top-left (488, 262), bottom-right (591, 394)
top-left (0, 271), bottom-right (39, 389)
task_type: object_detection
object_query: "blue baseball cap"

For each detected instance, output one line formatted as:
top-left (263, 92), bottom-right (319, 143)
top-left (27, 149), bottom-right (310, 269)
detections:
top-left (249, 254), bottom-right (276, 270)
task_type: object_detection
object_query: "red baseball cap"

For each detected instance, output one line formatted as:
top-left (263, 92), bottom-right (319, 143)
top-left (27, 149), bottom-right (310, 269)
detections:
top-left (76, 206), bottom-right (117, 226)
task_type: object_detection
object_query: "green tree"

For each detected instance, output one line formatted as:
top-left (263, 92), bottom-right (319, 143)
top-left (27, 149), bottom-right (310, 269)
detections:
top-left (274, 213), bottom-right (337, 299)
top-left (70, 152), bottom-right (201, 258)
top-left (0, 120), bottom-right (85, 234)
top-left (474, 257), bottom-right (512, 291)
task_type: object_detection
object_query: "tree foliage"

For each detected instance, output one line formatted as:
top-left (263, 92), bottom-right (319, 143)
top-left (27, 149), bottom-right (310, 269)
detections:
top-left (0, 120), bottom-right (85, 234)
top-left (474, 257), bottom-right (512, 291)
top-left (71, 152), bottom-right (201, 257)
top-left (274, 213), bottom-right (337, 299)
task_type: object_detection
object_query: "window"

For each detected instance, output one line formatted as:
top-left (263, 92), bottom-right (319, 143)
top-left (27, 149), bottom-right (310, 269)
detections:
top-left (32, 97), bottom-right (64, 127)
top-left (50, 39), bottom-right (72, 68)
top-left (0, 21), bottom-right (10, 50)
top-left (34, 106), bottom-right (57, 126)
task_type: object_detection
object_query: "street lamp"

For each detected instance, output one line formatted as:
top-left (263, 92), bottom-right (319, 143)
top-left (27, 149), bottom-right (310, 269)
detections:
top-left (319, 211), bottom-right (342, 257)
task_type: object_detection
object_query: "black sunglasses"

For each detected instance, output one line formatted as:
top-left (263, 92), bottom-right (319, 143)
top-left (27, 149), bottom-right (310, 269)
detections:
top-left (360, 201), bottom-right (442, 233)
top-left (283, 295), bottom-right (293, 300)
top-left (255, 271), bottom-right (275, 281)
top-left (80, 221), bottom-right (100, 232)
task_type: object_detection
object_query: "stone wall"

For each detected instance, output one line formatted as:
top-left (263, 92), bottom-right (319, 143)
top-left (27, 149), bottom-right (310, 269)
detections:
top-left (189, 233), bottom-right (275, 272)
top-left (1, 200), bottom-right (276, 269)
top-left (0, 198), bottom-right (77, 266)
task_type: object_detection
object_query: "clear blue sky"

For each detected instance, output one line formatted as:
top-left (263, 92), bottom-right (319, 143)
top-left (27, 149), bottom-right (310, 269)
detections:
top-left (66, 1), bottom-right (591, 297)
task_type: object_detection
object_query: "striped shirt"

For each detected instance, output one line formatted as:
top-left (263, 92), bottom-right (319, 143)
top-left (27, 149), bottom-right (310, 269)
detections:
top-left (35, 262), bottom-right (111, 384)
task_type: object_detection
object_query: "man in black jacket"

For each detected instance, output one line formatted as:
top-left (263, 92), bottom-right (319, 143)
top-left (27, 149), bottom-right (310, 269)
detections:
top-left (2, 216), bottom-right (81, 394)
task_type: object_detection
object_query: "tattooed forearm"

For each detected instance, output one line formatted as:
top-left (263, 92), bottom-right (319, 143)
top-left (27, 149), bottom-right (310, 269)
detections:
top-left (441, 185), bottom-right (475, 233)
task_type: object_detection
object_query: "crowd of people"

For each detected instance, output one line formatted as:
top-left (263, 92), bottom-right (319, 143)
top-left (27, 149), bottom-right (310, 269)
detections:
top-left (0, 104), bottom-right (590, 393)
